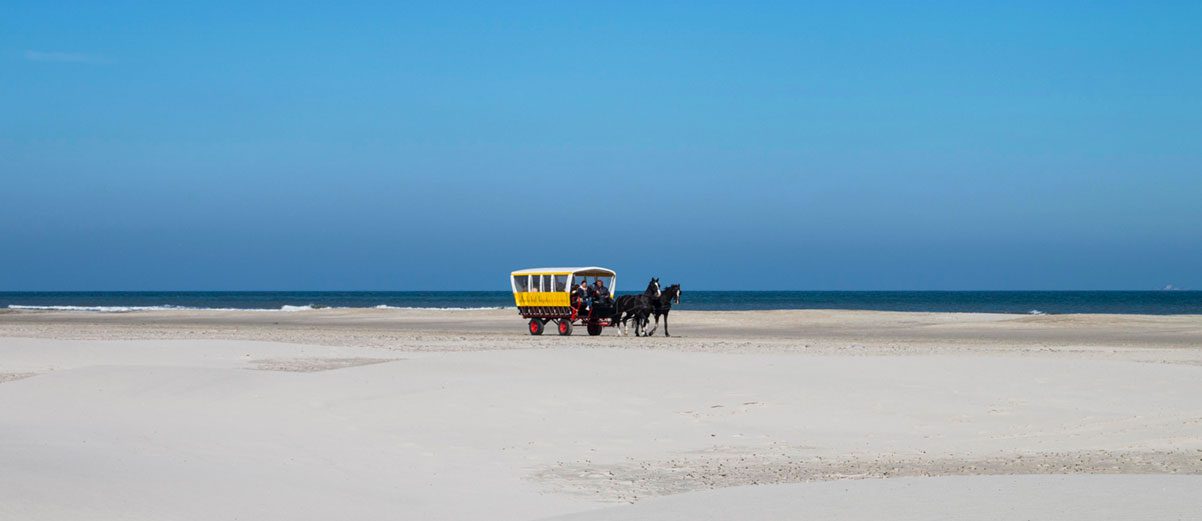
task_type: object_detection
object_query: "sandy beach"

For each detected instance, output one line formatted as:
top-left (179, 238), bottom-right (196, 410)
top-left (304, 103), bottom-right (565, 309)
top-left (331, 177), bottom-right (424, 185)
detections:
top-left (3, 308), bottom-right (1202, 520)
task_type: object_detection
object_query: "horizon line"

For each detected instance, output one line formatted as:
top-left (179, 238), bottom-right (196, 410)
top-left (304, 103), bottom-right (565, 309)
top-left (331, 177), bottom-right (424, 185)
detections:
top-left (0, 289), bottom-right (1193, 293)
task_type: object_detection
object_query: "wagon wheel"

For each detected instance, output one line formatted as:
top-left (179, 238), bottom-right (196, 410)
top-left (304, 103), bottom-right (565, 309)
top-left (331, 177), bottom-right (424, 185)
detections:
top-left (528, 319), bottom-right (544, 335)
top-left (558, 320), bottom-right (573, 336)
top-left (586, 322), bottom-right (603, 336)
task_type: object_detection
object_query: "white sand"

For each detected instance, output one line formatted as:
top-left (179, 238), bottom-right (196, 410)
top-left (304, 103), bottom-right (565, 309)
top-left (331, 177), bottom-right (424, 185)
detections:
top-left (2, 309), bottom-right (1202, 519)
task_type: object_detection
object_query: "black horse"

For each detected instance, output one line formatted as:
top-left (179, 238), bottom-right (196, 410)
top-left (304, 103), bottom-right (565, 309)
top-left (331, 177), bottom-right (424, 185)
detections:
top-left (615, 277), bottom-right (659, 336)
top-left (644, 284), bottom-right (681, 336)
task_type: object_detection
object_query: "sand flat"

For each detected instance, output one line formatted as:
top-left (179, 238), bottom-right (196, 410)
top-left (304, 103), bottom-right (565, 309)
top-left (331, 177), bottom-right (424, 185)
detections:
top-left (2, 309), bottom-right (1201, 519)
top-left (3, 307), bottom-right (1202, 351)
top-left (537, 475), bottom-right (1202, 520)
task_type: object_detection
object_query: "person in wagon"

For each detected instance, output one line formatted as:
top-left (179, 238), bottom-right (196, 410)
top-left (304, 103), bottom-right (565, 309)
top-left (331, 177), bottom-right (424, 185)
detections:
top-left (572, 280), bottom-right (591, 311)
top-left (593, 278), bottom-right (611, 304)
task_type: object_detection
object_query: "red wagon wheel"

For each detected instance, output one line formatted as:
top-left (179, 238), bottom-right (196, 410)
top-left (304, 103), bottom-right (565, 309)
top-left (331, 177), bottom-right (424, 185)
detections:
top-left (528, 319), bottom-right (544, 335)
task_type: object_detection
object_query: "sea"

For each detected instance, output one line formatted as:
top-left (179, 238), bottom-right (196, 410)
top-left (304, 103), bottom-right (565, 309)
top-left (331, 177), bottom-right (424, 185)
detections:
top-left (1, 291), bottom-right (1200, 315)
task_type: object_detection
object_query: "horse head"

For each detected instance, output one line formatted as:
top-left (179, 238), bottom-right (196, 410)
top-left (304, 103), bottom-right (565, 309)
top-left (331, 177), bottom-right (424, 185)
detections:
top-left (668, 284), bottom-right (681, 304)
top-left (646, 277), bottom-right (661, 297)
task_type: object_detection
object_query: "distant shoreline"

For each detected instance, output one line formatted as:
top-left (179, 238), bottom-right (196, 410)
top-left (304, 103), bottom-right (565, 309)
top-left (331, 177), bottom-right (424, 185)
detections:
top-left (3, 308), bottom-right (1201, 350)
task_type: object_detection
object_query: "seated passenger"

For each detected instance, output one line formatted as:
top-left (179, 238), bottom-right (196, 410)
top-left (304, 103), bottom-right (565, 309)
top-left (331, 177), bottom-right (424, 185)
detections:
top-left (572, 281), bottom-right (591, 310)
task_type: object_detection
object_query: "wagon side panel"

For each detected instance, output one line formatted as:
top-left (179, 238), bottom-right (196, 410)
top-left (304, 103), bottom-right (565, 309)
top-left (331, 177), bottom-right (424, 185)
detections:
top-left (514, 291), bottom-right (572, 319)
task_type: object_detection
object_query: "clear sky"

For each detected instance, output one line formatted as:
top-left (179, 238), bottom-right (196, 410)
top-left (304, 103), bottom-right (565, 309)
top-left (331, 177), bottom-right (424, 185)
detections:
top-left (2, 1), bottom-right (1200, 290)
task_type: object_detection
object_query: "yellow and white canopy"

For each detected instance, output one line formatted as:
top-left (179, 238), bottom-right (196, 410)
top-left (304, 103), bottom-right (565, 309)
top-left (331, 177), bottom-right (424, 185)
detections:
top-left (510, 267), bottom-right (616, 303)
top-left (510, 267), bottom-right (616, 278)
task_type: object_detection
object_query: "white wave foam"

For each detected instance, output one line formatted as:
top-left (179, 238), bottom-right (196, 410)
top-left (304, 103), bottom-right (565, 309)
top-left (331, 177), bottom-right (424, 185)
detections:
top-left (373, 305), bottom-right (509, 310)
top-left (6, 305), bottom-right (202, 312)
top-left (279, 304), bottom-right (317, 312)
top-left (8, 304), bottom-right (311, 313)
top-left (6, 304), bottom-right (511, 313)
top-left (1028, 309), bottom-right (1046, 315)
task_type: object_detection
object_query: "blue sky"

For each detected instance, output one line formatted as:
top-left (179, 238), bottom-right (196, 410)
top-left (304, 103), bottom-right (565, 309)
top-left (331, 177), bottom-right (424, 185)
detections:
top-left (2, 1), bottom-right (1200, 290)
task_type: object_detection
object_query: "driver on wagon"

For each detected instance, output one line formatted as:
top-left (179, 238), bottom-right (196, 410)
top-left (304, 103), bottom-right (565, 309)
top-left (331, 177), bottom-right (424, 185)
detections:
top-left (593, 279), bottom-right (610, 303)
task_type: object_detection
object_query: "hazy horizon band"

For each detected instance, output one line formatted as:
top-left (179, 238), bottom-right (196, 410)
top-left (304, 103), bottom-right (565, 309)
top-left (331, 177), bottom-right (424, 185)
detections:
top-left (2, 291), bottom-right (1199, 315)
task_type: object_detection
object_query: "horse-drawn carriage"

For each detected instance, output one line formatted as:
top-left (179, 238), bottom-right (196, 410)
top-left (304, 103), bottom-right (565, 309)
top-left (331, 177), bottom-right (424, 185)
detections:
top-left (510, 267), bottom-right (617, 336)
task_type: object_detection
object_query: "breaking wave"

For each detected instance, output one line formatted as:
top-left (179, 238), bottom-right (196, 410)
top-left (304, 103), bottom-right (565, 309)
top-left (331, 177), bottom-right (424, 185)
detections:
top-left (279, 304), bottom-right (317, 311)
top-left (7, 304), bottom-right (290, 312)
top-left (7, 305), bottom-right (207, 312)
top-left (373, 305), bottom-right (508, 310)
top-left (6, 304), bottom-right (510, 313)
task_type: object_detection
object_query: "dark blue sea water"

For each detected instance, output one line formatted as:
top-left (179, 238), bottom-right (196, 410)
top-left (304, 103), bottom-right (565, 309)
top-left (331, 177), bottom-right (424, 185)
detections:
top-left (1, 291), bottom-right (1200, 315)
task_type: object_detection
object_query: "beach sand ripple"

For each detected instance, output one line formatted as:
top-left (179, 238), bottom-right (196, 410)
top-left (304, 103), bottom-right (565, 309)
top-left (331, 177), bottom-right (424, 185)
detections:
top-left (534, 449), bottom-right (1202, 503)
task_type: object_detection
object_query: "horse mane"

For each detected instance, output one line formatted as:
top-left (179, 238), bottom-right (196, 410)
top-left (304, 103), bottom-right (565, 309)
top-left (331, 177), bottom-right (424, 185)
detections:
top-left (653, 284), bottom-right (681, 310)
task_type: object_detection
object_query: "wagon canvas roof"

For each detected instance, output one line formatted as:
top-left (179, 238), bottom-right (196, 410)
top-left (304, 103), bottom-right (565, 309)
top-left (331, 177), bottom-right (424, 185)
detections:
top-left (511, 267), bottom-right (616, 277)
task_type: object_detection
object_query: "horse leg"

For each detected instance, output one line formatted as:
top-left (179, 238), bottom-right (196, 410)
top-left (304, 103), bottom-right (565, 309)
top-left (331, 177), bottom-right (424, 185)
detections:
top-left (663, 311), bottom-right (670, 337)
top-left (646, 314), bottom-right (659, 336)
